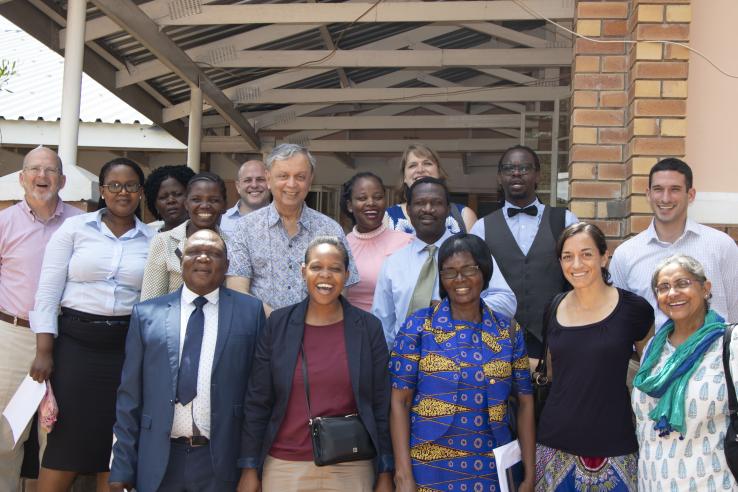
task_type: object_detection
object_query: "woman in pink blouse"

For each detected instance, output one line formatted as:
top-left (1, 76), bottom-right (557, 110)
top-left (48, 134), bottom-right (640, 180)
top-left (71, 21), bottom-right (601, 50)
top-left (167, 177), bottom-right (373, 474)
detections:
top-left (341, 172), bottom-right (412, 312)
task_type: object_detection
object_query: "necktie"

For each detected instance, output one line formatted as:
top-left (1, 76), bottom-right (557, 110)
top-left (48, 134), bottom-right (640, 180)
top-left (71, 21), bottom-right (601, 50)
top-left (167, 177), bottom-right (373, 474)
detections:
top-left (508, 205), bottom-right (538, 218)
top-left (177, 296), bottom-right (207, 405)
top-left (406, 244), bottom-right (438, 318)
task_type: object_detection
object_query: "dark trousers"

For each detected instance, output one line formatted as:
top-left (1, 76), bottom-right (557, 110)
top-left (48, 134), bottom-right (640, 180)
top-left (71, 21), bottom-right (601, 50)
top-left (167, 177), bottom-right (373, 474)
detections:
top-left (157, 442), bottom-right (235, 492)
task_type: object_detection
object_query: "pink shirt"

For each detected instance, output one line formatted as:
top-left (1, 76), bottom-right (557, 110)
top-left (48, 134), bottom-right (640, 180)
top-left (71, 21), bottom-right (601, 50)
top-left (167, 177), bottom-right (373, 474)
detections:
top-left (346, 226), bottom-right (412, 312)
top-left (0, 200), bottom-right (81, 319)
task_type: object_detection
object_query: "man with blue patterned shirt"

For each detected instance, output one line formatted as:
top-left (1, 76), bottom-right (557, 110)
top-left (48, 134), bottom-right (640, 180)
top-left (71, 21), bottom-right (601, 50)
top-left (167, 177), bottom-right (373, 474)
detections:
top-left (225, 144), bottom-right (358, 315)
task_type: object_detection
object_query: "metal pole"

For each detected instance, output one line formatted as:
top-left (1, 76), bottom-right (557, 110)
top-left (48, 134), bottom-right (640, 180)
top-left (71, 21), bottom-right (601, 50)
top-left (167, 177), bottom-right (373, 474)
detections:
top-left (187, 86), bottom-right (203, 172)
top-left (58, 0), bottom-right (86, 169)
top-left (550, 98), bottom-right (560, 206)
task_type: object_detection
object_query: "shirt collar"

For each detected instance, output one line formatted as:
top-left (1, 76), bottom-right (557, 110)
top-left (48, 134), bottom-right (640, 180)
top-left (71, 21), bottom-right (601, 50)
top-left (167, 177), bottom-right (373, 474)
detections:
top-left (645, 218), bottom-right (701, 244)
top-left (502, 197), bottom-right (542, 212)
top-left (20, 198), bottom-right (65, 222)
top-left (181, 284), bottom-right (220, 306)
top-left (266, 201), bottom-right (311, 228)
top-left (224, 203), bottom-right (242, 219)
top-left (90, 209), bottom-right (156, 239)
top-left (410, 229), bottom-right (453, 254)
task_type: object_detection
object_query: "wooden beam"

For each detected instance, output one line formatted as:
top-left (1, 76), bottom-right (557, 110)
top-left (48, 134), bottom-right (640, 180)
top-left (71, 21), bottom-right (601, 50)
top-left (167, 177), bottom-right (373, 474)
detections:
top-left (193, 48), bottom-right (571, 69)
top-left (461, 22), bottom-right (548, 48)
top-left (265, 114), bottom-right (531, 131)
top-left (201, 137), bottom-right (523, 153)
top-left (90, 0), bottom-right (260, 149)
top-left (228, 86), bottom-right (570, 105)
top-left (158, 1), bottom-right (575, 25)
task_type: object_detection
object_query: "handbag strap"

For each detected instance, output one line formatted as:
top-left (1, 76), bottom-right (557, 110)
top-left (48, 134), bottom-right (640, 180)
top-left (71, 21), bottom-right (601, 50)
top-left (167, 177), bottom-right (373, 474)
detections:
top-left (535, 292), bottom-right (567, 376)
top-left (722, 324), bottom-right (738, 425)
top-left (300, 343), bottom-right (314, 421)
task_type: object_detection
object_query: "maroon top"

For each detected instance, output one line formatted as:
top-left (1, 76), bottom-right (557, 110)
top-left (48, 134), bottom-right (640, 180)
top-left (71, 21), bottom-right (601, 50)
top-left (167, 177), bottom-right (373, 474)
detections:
top-left (269, 320), bottom-right (358, 461)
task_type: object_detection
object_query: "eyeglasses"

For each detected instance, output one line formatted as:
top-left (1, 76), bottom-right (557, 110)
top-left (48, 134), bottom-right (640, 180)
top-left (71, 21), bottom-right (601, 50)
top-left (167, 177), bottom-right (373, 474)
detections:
top-left (23, 166), bottom-right (60, 176)
top-left (499, 164), bottom-right (534, 176)
top-left (439, 265), bottom-right (481, 280)
top-left (101, 182), bottom-right (142, 194)
top-left (655, 278), bottom-right (695, 295)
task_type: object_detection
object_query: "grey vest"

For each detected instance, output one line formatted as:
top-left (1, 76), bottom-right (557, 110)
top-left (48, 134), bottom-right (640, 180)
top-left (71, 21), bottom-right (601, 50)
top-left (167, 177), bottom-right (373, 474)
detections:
top-left (483, 206), bottom-right (567, 341)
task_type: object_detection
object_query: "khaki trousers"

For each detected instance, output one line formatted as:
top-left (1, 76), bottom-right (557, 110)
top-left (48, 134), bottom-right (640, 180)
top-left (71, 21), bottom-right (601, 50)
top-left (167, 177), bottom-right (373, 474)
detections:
top-left (263, 455), bottom-right (374, 492)
top-left (0, 320), bottom-right (46, 492)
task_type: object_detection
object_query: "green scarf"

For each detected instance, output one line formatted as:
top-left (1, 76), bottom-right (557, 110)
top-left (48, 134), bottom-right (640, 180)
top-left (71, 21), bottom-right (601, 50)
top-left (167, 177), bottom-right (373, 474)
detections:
top-left (633, 310), bottom-right (726, 437)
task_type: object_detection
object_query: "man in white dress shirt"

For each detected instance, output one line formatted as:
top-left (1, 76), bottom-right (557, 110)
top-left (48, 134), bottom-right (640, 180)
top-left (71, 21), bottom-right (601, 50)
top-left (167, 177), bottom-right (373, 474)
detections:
top-left (610, 158), bottom-right (738, 329)
top-left (219, 160), bottom-right (270, 235)
top-left (372, 177), bottom-right (516, 348)
top-left (110, 230), bottom-right (265, 492)
top-left (470, 145), bottom-right (577, 365)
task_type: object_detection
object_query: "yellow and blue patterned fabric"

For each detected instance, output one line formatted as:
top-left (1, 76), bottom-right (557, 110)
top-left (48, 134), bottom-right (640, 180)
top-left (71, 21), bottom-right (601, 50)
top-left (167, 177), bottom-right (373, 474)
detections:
top-left (390, 298), bottom-right (531, 491)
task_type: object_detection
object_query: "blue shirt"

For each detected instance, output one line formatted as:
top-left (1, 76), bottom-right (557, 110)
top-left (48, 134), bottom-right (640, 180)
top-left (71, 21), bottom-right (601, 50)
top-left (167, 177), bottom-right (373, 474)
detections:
top-left (469, 199), bottom-right (578, 255)
top-left (371, 229), bottom-right (517, 348)
top-left (219, 203), bottom-right (244, 236)
top-left (30, 210), bottom-right (155, 335)
top-left (226, 202), bottom-right (359, 310)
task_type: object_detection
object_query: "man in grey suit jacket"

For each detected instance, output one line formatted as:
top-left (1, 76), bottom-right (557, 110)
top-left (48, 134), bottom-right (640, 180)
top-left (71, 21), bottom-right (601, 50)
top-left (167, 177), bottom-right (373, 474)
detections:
top-left (110, 230), bottom-right (265, 492)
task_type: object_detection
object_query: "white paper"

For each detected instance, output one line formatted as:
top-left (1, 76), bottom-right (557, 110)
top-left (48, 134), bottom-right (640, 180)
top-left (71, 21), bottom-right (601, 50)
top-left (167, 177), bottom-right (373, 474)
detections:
top-left (2, 376), bottom-right (46, 447)
top-left (493, 439), bottom-right (522, 492)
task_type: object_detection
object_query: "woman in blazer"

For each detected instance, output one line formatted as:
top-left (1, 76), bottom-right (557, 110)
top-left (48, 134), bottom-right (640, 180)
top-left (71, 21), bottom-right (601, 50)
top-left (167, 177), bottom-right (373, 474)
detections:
top-left (238, 236), bottom-right (393, 492)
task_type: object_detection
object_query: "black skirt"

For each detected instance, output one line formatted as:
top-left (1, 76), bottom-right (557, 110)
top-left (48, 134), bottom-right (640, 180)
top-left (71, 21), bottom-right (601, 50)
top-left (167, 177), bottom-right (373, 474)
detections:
top-left (42, 308), bottom-right (130, 473)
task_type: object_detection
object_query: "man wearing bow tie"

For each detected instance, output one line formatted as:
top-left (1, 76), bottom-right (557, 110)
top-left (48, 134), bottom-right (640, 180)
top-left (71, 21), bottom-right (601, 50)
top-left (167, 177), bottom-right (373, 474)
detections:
top-left (471, 146), bottom-right (577, 368)
top-left (110, 230), bottom-right (265, 492)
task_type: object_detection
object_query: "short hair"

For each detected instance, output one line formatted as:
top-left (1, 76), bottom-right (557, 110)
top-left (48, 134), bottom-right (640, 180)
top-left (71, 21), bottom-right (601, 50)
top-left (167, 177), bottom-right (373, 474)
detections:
top-left (498, 145), bottom-right (541, 171)
top-left (648, 158), bottom-right (693, 189)
top-left (97, 157), bottom-right (146, 218)
top-left (304, 235), bottom-right (349, 270)
top-left (399, 143), bottom-right (448, 200)
top-left (182, 229), bottom-right (228, 258)
top-left (186, 172), bottom-right (227, 201)
top-left (556, 222), bottom-right (612, 285)
top-left (437, 233), bottom-right (494, 299)
top-left (340, 172), bottom-right (385, 225)
top-left (407, 176), bottom-right (450, 206)
top-left (651, 254), bottom-right (710, 309)
top-left (23, 145), bottom-right (63, 174)
top-left (143, 165), bottom-right (195, 219)
top-left (266, 143), bottom-right (316, 173)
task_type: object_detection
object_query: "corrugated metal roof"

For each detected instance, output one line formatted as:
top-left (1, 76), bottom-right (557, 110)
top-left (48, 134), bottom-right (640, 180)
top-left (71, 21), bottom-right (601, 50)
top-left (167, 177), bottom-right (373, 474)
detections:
top-left (0, 15), bottom-right (151, 124)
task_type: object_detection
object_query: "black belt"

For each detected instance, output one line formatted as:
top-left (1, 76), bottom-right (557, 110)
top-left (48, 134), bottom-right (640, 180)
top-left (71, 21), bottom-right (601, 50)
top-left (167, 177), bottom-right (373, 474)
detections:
top-left (171, 435), bottom-right (209, 447)
top-left (0, 311), bottom-right (30, 328)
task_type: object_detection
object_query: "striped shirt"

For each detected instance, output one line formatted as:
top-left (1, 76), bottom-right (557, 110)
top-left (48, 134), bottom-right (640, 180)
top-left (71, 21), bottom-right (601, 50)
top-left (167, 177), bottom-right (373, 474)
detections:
top-left (609, 218), bottom-right (738, 329)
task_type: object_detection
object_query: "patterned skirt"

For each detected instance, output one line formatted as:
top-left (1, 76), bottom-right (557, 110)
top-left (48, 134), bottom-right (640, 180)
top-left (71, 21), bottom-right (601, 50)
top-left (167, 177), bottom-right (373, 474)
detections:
top-left (535, 443), bottom-right (638, 492)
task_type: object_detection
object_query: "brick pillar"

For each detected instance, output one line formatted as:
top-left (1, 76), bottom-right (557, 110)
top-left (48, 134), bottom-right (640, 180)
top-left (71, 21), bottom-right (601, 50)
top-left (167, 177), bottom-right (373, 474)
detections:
top-left (569, 1), bottom-right (630, 245)
top-left (625, 0), bottom-right (690, 235)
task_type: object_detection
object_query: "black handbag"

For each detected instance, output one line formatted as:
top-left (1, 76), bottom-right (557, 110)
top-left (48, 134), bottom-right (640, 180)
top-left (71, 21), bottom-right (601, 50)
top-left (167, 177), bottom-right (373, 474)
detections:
top-left (532, 292), bottom-right (566, 423)
top-left (300, 343), bottom-right (376, 466)
top-left (721, 323), bottom-right (738, 480)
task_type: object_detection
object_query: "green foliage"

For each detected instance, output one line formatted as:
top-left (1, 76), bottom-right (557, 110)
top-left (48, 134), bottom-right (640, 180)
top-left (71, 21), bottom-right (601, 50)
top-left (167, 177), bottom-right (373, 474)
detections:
top-left (0, 59), bottom-right (16, 92)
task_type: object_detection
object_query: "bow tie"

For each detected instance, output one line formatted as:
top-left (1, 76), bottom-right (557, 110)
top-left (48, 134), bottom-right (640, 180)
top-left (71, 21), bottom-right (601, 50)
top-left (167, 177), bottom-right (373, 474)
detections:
top-left (507, 205), bottom-right (538, 218)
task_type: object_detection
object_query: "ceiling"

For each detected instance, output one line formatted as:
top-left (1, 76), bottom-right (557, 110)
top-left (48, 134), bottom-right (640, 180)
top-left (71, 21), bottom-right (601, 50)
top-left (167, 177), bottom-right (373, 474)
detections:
top-left (0, 0), bottom-right (575, 167)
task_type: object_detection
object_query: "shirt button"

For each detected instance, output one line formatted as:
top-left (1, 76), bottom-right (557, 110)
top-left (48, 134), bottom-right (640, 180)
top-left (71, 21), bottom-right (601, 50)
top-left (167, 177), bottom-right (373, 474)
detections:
top-left (287, 286), bottom-right (291, 289)
top-left (288, 243), bottom-right (292, 248)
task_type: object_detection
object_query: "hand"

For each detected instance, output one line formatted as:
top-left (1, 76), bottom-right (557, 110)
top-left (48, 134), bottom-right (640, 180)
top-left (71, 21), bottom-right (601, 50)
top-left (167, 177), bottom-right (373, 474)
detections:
top-left (374, 472), bottom-right (393, 492)
top-left (29, 352), bottom-right (53, 383)
top-left (518, 478), bottom-right (534, 492)
top-left (109, 483), bottom-right (133, 492)
top-left (393, 469), bottom-right (417, 492)
top-left (237, 468), bottom-right (261, 492)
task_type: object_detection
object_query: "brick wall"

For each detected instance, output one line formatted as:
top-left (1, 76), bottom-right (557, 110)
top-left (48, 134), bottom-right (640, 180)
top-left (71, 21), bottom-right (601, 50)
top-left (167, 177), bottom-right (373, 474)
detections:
top-left (570, 0), bottom-right (691, 246)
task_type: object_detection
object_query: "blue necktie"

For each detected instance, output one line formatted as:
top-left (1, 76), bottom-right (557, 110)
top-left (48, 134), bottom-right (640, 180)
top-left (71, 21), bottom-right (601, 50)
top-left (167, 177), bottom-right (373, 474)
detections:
top-left (177, 296), bottom-right (207, 405)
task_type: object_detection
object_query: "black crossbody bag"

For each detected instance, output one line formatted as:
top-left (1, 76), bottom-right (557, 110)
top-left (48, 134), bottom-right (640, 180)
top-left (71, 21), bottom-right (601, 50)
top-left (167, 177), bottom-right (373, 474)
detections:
top-left (300, 343), bottom-right (376, 466)
top-left (721, 323), bottom-right (738, 480)
top-left (532, 292), bottom-right (566, 423)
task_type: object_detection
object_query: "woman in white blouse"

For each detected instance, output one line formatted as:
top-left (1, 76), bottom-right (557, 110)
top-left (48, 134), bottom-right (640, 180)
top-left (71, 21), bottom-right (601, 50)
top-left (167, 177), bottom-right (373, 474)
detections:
top-left (29, 157), bottom-right (154, 492)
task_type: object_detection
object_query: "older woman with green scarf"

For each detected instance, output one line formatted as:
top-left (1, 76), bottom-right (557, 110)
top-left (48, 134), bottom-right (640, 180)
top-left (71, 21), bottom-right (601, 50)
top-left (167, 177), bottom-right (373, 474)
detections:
top-left (632, 254), bottom-right (738, 491)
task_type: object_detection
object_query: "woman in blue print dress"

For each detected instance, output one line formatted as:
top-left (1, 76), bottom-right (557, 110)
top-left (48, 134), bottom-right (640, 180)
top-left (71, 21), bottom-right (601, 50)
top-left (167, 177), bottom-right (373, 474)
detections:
top-left (390, 233), bottom-right (535, 492)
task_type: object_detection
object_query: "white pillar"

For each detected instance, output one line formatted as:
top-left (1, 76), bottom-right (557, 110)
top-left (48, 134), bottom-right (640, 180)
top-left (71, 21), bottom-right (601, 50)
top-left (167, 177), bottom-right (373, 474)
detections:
top-left (58, 0), bottom-right (86, 170)
top-left (187, 86), bottom-right (203, 172)
top-left (549, 98), bottom-right (560, 206)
